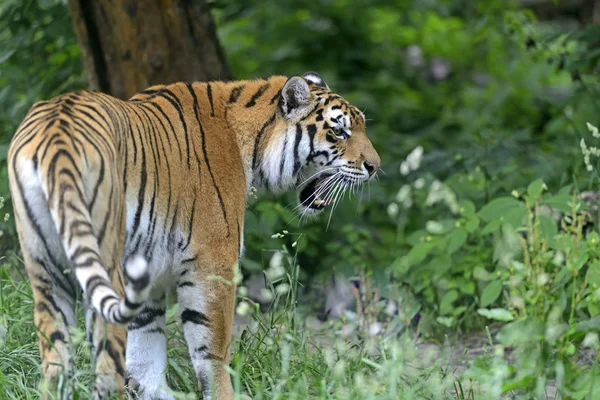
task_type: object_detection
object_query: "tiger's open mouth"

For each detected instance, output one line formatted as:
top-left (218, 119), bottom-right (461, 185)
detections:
top-left (298, 173), bottom-right (336, 210)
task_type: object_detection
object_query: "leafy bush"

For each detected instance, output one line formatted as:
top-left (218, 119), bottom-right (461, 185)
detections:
top-left (214, 0), bottom-right (600, 332)
top-left (1, 0), bottom-right (600, 397)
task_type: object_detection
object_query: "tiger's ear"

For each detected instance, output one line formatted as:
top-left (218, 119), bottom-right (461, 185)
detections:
top-left (303, 71), bottom-right (329, 90)
top-left (279, 76), bottom-right (314, 121)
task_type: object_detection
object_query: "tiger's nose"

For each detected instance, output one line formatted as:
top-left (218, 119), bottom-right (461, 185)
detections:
top-left (363, 160), bottom-right (379, 177)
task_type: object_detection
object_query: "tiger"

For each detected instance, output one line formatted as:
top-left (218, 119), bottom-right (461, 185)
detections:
top-left (7, 71), bottom-right (380, 399)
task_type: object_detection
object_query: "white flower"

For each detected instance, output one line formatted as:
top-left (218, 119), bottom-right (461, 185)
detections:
top-left (400, 161), bottom-right (410, 176)
top-left (536, 272), bottom-right (550, 286)
top-left (395, 185), bottom-right (413, 209)
top-left (406, 44), bottom-right (424, 67)
top-left (406, 146), bottom-right (423, 170)
top-left (426, 220), bottom-right (444, 234)
top-left (236, 301), bottom-right (251, 316)
top-left (413, 178), bottom-right (425, 189)
top-left (587, 122), bottom-right (600, 138)
top-left (387, 203), bottom-right (399, 218)
top-left (260, 288), bottom-right (274, 302)
top-left (368, 322), bottom-right (383, 336)
top-left (265, 266), bottom-right (285, 282)
top-left (425, 180), bottom-right (459, 214)
top-left (266, 251), bottom-right (286, 281)
top-left (385, 300), bottom-right (398, 316)
top-left (396, 185), bottom-right (411, 203)
top-left (269, 251), bottom-right (284, 270)
top-left (583, 332), bottom-right (599, 349)
top-left (400, 146), bottom-right (424, 176)
top-left (581, 130), bottom-right (600, 172)
top-left (552, 251), bottom-right (564, 266)
top-left (233, 263), bottom-right (243, 285)
top-left (276, 283), bottom-right (290, 295)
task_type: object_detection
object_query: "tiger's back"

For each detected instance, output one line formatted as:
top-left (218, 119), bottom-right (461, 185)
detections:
top-left (8, 72), bottom-right (380, 399)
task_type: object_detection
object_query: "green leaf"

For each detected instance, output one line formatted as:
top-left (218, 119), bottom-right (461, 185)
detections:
top-left (459, 199), bottom-right (476, 217)
top-left (481, 219), bottom-right (502, 235)
top-left (440, 290), bottom-right (458, 315)
top-left (587, 231), bottom-right (600, 246)
top-left (473, 266), bottom-right (491, 281)
top-left (478, 197), bottom-right (524, 222)
top-left (465, 218), bottom-right (479, 233)
top-left (425, 255), bottom-right (452, 275)
top-left (543, 192), bottom-right (578, 214)
top-left (570, 253), bottom-right (589, 272)
top-left (391, 257), bottom-right (410, 275)
top-left (452, 305), bottom-right (467, 316)
top-left (496, 320), bottom-right (544, 345)
top-left (0, 49), bottom-right (15, 64)
top-left (480, 280), bottom-right (502, 307)
top-left (575, 317), bottom-right (600, 333)
top-left (436, 316), bottom-right (454, 327)
top-left (526, 178), bottom-right (546, 202)
top-left (539, 215), bottom-right (558, 247)
top-left (586, 261), bottom-right (600, 286)
top-left (461, 281), bottom-right (475, 295)
top-left (446, 227), bottom-right (467, 254)
top-left (588, 302), bottom-right (599, 317)
top-left (503, 206), bottom-right (527, 229)
top-left (405, 242), bottom-right (433, 267)
top-left (501, 375), bottom-right (537, 393)
top-left (477, 308), bottom-right (514, 321)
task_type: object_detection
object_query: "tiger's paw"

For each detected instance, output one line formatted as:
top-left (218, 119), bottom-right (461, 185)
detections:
top-left (126, 376), bottom-right (175, 400)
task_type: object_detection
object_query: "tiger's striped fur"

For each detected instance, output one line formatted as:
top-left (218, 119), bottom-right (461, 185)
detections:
top-left (8, 72), bottom-right (379, 399)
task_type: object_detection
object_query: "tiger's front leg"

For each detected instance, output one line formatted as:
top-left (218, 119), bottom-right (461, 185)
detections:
top-left (175, 251), bottom-right (237, 400)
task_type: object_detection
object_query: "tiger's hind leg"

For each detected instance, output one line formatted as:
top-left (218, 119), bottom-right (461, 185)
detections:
top-left (9, 164), bottom-right (78, 398)
top-left (89, 312), bottom-right (128, 399)
top-left (27, 256), bottom-right (77, 399)
top-left (11, 218), bottom-right (77, 397)
top-left (125, 291), bottom-right (174, 400)
top-left (87, 194), bottom-right (130, 399)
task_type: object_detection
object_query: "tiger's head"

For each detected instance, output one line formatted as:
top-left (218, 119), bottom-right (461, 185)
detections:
top-left (275, 72), bottom-right (380, 218)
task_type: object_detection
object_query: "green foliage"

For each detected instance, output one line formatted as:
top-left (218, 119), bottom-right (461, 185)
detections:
top-left (213, 0), bottom-right (600, 292)
top-left (0, 0), bottom-right (85, 144)
top-left (212, 3), bottom-right (600, 394)
top-left (464, 183), bottom-right (600, 398)
top-left (1, 0), bottom-right (600, 398)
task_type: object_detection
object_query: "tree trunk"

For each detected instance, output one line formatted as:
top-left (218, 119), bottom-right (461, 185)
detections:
top-left (68, 0), bottom-right (232, 100)
top-left (521, 0), bottom-right (599, 25)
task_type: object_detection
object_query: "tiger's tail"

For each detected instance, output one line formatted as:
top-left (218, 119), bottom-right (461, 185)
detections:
top-left (52, 168), bottom-right (150, 325)
top-left (33, 121), bottom-right (151, 324)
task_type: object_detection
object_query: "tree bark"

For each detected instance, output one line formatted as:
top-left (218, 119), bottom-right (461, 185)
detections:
top-left (521, 0), bottom-right (599, 25)
top-left (68, 0), bottom-right (232, 100)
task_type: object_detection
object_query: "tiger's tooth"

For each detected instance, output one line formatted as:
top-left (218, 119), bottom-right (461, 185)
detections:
top-left (313, 199), bottom-right (325, 206)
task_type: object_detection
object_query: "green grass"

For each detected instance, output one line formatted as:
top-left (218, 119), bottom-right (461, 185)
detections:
top-left (0, 258), bottom-right (466, 400)
top-left (2, 192), bottom-right (600, 399)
